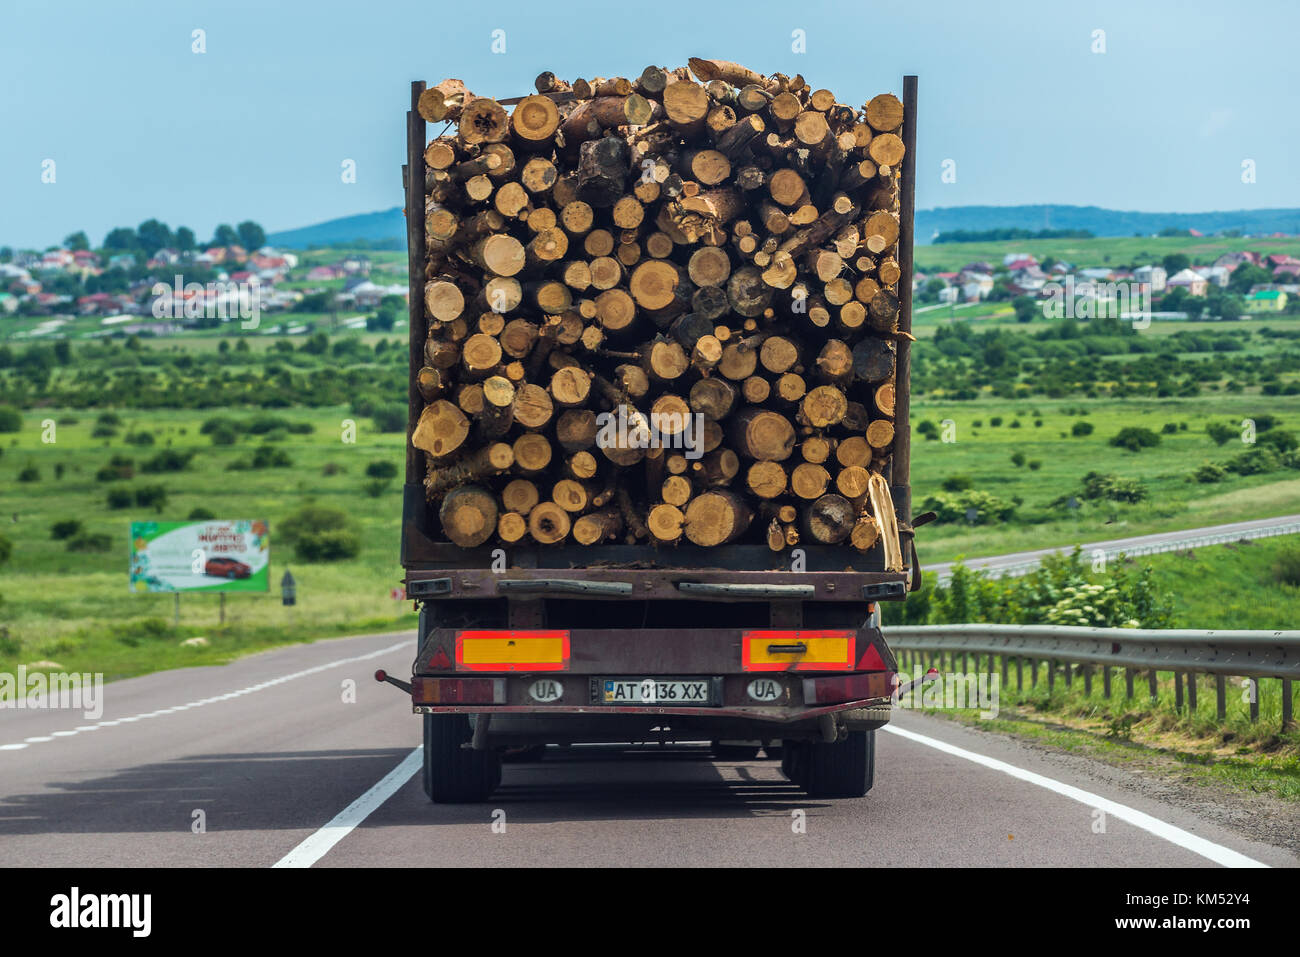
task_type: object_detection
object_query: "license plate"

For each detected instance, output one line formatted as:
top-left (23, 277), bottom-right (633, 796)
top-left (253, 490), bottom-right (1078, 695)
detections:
top-left (596, 677), bottom-right (717, 705)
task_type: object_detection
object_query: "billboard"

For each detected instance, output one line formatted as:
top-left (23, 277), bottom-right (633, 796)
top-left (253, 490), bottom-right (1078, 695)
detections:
top-left (130, 520), bottom-right (270, 593)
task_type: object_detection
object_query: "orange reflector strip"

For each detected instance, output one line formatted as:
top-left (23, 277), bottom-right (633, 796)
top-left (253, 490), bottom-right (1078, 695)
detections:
top-left (742, 630), bottom-right (855, 672)
top-left (455, 630), bottom-right (570, 672)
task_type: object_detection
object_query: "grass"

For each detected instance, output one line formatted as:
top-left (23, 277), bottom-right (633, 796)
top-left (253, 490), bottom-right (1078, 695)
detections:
top-left (0, 405), bottom-right (416, 681)
top-left (908, 393), bottom-right (1300, 563)
top-left (914, 234), bottom-right (1300, 274)
top-left (896, 652), bottom-right (1300, 801)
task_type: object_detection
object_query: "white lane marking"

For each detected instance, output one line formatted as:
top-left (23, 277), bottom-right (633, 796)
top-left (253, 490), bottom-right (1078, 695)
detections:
top-left (1, 639), bottom-right (411, 752)
top-left (882, 724), bottom-right (1268, 868)
top-left (273, 747), bottom-right (423, 869)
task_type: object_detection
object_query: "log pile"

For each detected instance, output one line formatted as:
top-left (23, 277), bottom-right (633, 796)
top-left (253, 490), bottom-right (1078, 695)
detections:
top-left (410, 60), bottom-right (908, 565)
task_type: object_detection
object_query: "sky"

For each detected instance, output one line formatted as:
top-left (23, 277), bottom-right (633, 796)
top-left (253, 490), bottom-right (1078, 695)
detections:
top-left (1, 0), bottom-right (1297, 249)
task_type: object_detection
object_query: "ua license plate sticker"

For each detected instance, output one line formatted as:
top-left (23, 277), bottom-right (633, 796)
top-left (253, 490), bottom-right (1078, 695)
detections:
top-left (599, 678), bottom-right (716, 705)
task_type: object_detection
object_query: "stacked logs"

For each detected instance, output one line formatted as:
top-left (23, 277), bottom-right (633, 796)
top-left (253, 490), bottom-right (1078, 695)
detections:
top-left (410, 60), bottom-right (908, 566)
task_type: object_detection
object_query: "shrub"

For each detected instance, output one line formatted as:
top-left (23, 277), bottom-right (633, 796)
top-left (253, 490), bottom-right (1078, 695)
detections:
top-left (0, 533), bottom-right (11, 565)
top-left (1273, 547), bottom-right (1300, 588)
top-left (251, 445), bottom-right (292, 469)
top-left (106, 487), bottom-right (133, 509)
top-left (50, 519), bottom-right (82, 540)
top-left (918, 489), bottom-right (1018, 525)
top-left (125, 430), bottom-right (156, 447)
top-left (362, 478), bottom-right (390, 498)
top-left (0, 407), bottom-right (21, 433)
top-left (1080, 471), bottom-right (1148, 503)
top-left (187, 507), bottom-right (215, 520)
top-left (941, 474), bottom-right (973, 492)
top-left (321, 462), bottom-right (345, 476)
top-left (1028, 460), bottom-right (1042, 470)
top-left (294, 528), bottom-right (362, 561)
top-left (208, 424), bottom-right (239, 446)
top-left (989, 416), bottom-right (1003, 427)
top-left (135, 485), bottom-right (168, 512)
top-left (1257, 429), bottom-right (1298, 453)
top-left (17, 465), bottom-right (39, 482)
top-left (1192, 462), bottom-right (1227, 484)
top-left (67, 533), bottom-right (114, 553)
top-left (1161, 422), bottom-right (1179, 434)
top-left (1109, 427), bottom-right (1160, 452)
top-left (1071, 420), bottom-right (1094, 437)
top-left (916, 420), bottom-right (939, 441)
top-left (370, 403), bottom-right (407, 433)
top-left (1010, 451), bottom-right (1026, 467)
top-left (1205, 421), bottom-right (1237, 445)
top-left (96, 455), bottom-right (135, 482)
top-left (141, 449), bottom-right (193, 473)
top-left (1224, 447), bottom-right (1279, 476)
top-left (96, 411), bottom-right (123, 427)
top-left (200, 416), bottom-right (239, 435)
top-left (91, 424), bottom-right (118, 438)
top-left (365, 460), bottom-right (398, 480)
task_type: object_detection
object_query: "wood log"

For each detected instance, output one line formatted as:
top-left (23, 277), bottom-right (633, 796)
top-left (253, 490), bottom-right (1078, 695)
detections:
top-left (801, 493), bottom-right (854, 544)
top-left (683, 490), bottom-right (753, 546)
top-left (574, 506), bottom-right (624, 545)
top-left (867, 472), bottom-right (903, 571)
top-left (729, 407), bottom-right (795, 461)
top-left (412, 400), bottom-right (469, 461)
top-left (439, 485), bottom-right (499, 547)
top-left (426, 442), bottom-right (514, 497)
top-left (528, 500), bottom-right (571, 544)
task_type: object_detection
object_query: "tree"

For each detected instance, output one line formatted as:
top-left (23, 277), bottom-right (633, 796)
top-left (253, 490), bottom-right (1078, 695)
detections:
top-left (1161, 253), bottom-right (1190, 276)
top-left (1012, 296), bottom-right (1038, 323)
top-left (103, 227), bottom-right (139, 251)
top-left (236, 221), bottom-right (266, 251)
top-left (137, 219), bottom-right (174, 253)
top-left (64, 231), bottom-right (90, 251)
top-left (1228, 263), bottom-right (1270, 294)
top-left (175, 226), bottom-right (197, 251)
top-left (212, 224), bottom-right (239, 247)
top-left (1218, 296), bottom-right (1244, 321)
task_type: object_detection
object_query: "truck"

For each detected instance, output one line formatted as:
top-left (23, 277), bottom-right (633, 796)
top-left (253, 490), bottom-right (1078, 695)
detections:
top-left (379, 74), bottom-right (924, 803)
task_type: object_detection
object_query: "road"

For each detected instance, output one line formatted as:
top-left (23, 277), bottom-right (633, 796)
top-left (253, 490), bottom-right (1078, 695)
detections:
top-left (927, 513), bottom-right (1300, 580)
top-left (1, 631), bottom-right (1294, 868)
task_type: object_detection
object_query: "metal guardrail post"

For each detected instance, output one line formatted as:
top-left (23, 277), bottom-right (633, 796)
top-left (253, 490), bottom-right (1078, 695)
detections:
top-left (1216, 676), bottom-right (1226, 720)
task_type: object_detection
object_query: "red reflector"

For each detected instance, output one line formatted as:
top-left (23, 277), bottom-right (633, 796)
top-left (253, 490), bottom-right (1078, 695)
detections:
top-left (428, 647), bottom-right (452, 670)
top-left (411, 677), bottom-right (501, 705)
top-left (803, 672), bottom-right (894, 705)
top-left (856, 644), bottom-right (887, 671)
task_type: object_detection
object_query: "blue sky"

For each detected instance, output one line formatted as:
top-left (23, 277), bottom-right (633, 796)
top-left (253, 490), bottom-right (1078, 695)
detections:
top-left (1, 0), bottom-right (1296, 249)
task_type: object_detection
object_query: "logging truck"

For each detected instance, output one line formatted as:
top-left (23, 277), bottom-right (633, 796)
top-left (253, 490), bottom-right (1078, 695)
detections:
top-left (379, 66), bottom-right (923, 803)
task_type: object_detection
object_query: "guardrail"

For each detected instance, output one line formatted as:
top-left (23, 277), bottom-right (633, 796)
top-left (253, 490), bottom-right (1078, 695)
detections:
top-left (933, 521), bottom-right (1300, 583)
top-left (886, 624), bottom-right (1298, 731)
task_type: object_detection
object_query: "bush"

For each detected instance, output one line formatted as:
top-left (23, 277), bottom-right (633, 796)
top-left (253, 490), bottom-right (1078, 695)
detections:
top-left (0, 533), bottom-right (11, 565)
top-left (1010, 451), bottom-right (1026, 467)
top-left (1224, 447), bottom-right (1279, 476)
top-left (96, 412), bottom-right (123, 427)
top-left (0, 407), bottom-right (21, 433)
top-left (365, 460), bottom-right (398, 480)
top-left (135, 484), bottom-right (168, 512)
top-left (1071, 420), bottom-right (1094, 437)
top-left (362, 478), bottom-right (390, 498)
top-left (50, 519), bottom-right (82, 540)
top-left (1257, 429), bottom-right (1299, 453)
top-left (106, 487), bottom-right (133, 509)
top-left (17, 465), bottom-right (39, 482)
top-left (294, 528), bottom-right (362, 561)
top-left (321, 462), bottom-right (345, 476)
top-left (1192, 462), bottom-right (1227, 484)
top-left (208, 424), bottom-right (239, 446)
top-left (1206, 421), bottom-right (1237, 445)
top-left (1080, 471), bottom-right (1148, 503)
top-left (919, 489), bottom-right (1018, 525)
top-left (251, 445), bottom-right (292, 469)
top-left (916, 420), bottom-right (939, 441)
top-left (96, 455), bottom-right (135, 482)
top-left (370, 404), bottom-right (407, 433)
top-left (989, 416), bottom-right (1003, 427)
top-left (141, 449), bottom-right (193, 473)
top-left (187, 507), bottom-right (215, 520)
top-left (125, 430), bottom-right (156, 447)
top-left (940, 474), bottom-right (973, 492)
top-left (1109, 427), bottom-right (1161, 452)
top-left (67, 533), bottom-right (114, 553)
top-left (1028, 460), bottom-right (1042, 470)
top-left (1161, 422), bottom-right (1179, 434)
top-left (1273, 548), bottom-right (1300, 587)
top-left (91, 424), bottom-right (118, 438)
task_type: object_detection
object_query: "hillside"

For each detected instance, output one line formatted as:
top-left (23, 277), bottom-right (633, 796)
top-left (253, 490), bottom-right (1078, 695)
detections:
top-left (263, 204), bottom-right (1300, 251)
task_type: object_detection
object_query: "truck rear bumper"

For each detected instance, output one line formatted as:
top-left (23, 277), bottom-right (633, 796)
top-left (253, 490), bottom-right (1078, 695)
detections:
top-left (411, 695), bottom-right (892, 723)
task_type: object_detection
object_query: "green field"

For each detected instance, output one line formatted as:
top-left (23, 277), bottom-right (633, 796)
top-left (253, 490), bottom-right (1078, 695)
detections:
top-left (915, 234), bottom-right (1300, 273)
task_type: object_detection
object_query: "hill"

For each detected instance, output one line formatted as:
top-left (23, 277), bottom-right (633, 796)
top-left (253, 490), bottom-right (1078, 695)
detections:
top-left (267, 207), bottom-right (405, 249)
top-left (263, 204), bottom-right (1300, 252)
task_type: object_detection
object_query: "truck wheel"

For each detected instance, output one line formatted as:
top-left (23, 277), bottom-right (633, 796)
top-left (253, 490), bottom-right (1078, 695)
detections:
top-left (422, 714), bottom-right (501, 803)
top-left (801, 730), bottom-right (874, 799)
top-left (711, 741), bottom-right (761, 761)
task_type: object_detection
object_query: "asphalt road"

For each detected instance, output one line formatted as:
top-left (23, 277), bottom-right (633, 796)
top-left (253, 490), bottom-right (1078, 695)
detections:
top-left (1, 630), bottom-right (1294, 868)
top-left (927, 513), bottom-right (1300, 579)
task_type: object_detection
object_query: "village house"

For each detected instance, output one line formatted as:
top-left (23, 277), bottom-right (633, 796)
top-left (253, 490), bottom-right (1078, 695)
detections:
top-left (1244, 289), bottom-right (1288, 312)
top-left (1165, 267), bottom-right (1208, 297)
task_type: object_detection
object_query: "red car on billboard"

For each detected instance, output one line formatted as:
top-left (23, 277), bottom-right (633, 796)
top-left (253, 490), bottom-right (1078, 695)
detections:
top-left (205, 557), bottom-right (252, 579)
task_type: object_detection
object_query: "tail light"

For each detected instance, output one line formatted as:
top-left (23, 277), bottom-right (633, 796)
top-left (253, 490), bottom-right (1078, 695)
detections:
top-left (411, 677), bottom-right (505, 705)
top-left (803, 673), bottom-right (895, 704)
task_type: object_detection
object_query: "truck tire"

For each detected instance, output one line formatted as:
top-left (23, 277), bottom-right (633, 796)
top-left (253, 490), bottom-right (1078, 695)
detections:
top-left (422, 714), bottom-right (501, 803)
top-left (800, 730), bottom-right (875, 799)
